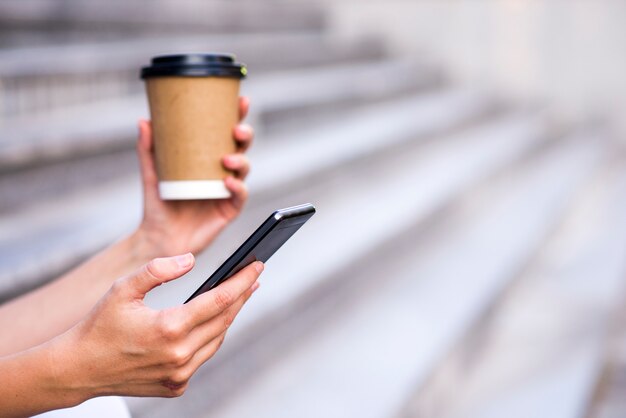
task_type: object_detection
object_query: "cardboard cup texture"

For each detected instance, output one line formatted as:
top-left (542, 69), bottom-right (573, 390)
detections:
top-left (145, 76), bottom-right (240, 199)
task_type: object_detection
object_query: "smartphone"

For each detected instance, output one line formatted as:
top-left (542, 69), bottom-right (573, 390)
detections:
top-left (185, 203), bottom-right (316, 303)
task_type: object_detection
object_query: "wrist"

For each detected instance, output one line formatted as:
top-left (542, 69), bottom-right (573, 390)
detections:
top-left (134, 219), bottom-right (225, 258)
top-left (42, 331), bottom-right (95, 407)
top-left (0, 334), bottom-right (92, 416)
top-left (128, 227), bottom-right (162, 262)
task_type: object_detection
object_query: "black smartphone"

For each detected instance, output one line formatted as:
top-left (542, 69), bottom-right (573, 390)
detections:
top-left (185, 203), bottom-right (316, 303)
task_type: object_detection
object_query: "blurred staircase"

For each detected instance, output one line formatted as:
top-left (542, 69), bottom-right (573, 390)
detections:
top-left (0, 2), bottom-right (625, 418)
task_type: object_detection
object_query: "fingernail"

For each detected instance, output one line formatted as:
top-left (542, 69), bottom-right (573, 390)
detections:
top-left (175, 253), bottom-right (193, 268)
top-left (236, 125), bottom-right (251, 136)
top-left (251, 281), bottom-right (260, 293)
top-left (224, 155), bottom-right (237, 166)
top-left (254, 261), bottom-right (264, 273)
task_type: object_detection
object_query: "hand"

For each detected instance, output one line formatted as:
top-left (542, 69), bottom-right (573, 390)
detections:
top-left (48, 254), bottom-right (263, 401)
top-left (135, 97), bottom-right (255, 257)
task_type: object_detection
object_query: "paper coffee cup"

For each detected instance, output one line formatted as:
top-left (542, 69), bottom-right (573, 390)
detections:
top-left (140, 54), bottom-right (247, 200)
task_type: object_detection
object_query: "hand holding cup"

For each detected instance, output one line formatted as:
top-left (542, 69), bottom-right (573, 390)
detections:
top-left (135, 54), bottom-right (253, 257)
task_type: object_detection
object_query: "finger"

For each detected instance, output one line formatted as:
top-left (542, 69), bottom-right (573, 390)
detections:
top-left (183, 261), bottom-right (263, 327)
top-left (239, 96), bottom-right (250, 120)
top-left (174, 330), bottom-right (228, 385)
top-left (224, 176), bottom-right (248, 211)
top-left (222, 154), bottom-right (250, 180)
top-left (233, 124), bottom-right (254, 152)
top-left (182, 278), bottom-right (255, 377)
top-left (123, 254), bottom-right (195, 299)
top-left (136, 119), bottom-right (160, 200)
top-left (183, 281), bottom-right (259, 352)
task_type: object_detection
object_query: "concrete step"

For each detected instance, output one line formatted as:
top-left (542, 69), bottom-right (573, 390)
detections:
top-left (126, 109), bottom-right (555, 417)
top-left (0, 1), bottom-right (326, 37)
top-left (158, 132), bottom-right (605, 418)
top-left (0, 33), bottom-right (386, 119)
top-left (245, 59), bottom-right (444, 136)
top-left (0, 89), bottom-right (493, 301)
top-left (0, 58), bottom-right (441, 176)
top-left (0, 60), bottom-right (446, 215)
top-left (396, 141), bottom-right (626, 418)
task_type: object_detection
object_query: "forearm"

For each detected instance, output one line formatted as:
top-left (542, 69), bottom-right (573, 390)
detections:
top-left (0, 340), bottom-right (86, 417)
top-left (0, 230), bottom-right (155, 356)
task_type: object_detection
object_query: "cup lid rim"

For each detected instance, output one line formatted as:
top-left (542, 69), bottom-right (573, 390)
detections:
top-left (140, 53), bottom-right (247, 79)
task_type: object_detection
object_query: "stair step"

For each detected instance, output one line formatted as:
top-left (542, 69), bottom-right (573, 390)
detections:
top-left (168, 133), bottom-right (605, 418)
top-left (0, 71), bottom-right (456, 216)
top-left (0, 58), bottom-right (441, 213)
top-left (397, 148), bottom-right (626, 418)
top-left (0, 58), bottom-right (436, 174)
top-left (247, 59), bottom-right (444, 135)
top-left (0, 89), bottom-right (492, 301)
top-left (0, 1), bottom-right (326, 36)
top-left (0, 33), bottom-right (386, 119)
top-left (126, 110), bottom-right (554, 417)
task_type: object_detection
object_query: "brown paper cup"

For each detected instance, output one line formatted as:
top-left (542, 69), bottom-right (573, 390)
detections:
top-left (141, 54), bottom-right (246, 200)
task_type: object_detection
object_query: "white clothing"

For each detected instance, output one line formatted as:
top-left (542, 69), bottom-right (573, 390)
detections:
top-left (32, 396), bottom-right (131, 418)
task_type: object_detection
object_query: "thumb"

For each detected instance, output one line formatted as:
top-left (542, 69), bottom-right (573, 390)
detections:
top-left (124, 253), bottom-right (195, 299)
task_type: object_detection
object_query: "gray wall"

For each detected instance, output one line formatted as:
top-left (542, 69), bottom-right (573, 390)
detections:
top-left (324, 0), bottom-right (626, 135)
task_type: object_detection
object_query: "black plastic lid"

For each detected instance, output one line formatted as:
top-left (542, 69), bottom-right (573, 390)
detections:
top-left (140, 53), bottom-right (247, 79)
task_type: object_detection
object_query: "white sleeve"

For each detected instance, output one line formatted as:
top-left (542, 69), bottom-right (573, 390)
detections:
top-left (32, 396), bottom-right (131, 418)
